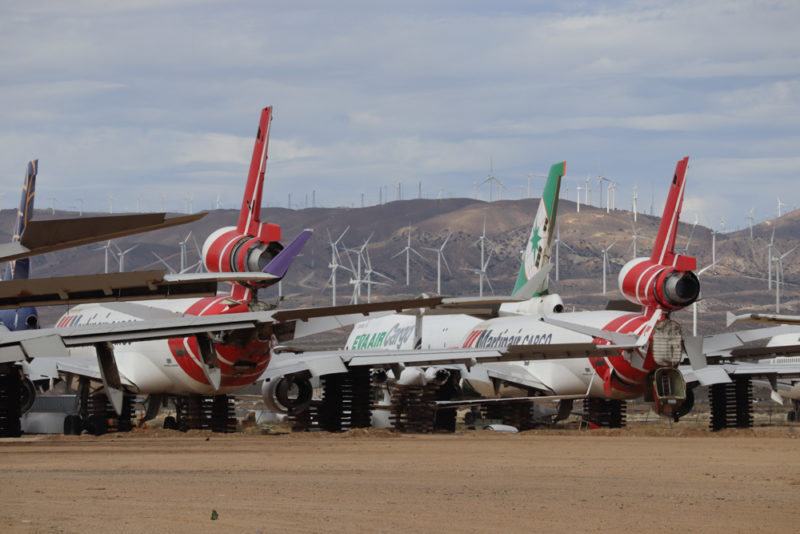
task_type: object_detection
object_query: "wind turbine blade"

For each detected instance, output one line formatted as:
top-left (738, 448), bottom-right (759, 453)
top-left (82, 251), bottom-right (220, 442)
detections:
top-left (441, 253), bottom-right (452, 275)
top-left (441, 233), bottom-right (451, 249)
top-left (410, 248), bottom-right (426, 260)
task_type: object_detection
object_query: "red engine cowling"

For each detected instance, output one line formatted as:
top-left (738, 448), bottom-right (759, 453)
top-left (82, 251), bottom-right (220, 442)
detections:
top-left (202, 225), bottom-right (283, 274)
top-left (617, 256), bottom-right (699, 310)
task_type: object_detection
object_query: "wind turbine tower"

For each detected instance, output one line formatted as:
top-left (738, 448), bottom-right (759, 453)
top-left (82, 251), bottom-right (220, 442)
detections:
top-left (601, 240), bottom-right (617, 295)
top-left (327, 227), bottom-right (350, 306)
top-left (393, 226), bottom-right (425, 286)
top-left (423, 233), bottom-right (452, 294)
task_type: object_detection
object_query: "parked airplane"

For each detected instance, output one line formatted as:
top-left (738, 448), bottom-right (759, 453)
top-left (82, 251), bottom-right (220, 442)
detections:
top-left (679, 311), bottom-right (800, 428)
top-left (261, 158), bottom-right (706, 431)
top-left (0, 160), bottom-right (39, 332)
top-left (30, 107), bottom-right (445, 435)
top-left (0, 160), bottom-right (231, 436)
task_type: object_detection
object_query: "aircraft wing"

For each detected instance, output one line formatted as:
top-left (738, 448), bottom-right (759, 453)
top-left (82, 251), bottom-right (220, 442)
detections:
top-left (0, 212), bottom-right (205, 262)
top-left (261, 341), bottom-right (639, 380)
top-left (435, 393), bottom-right (588, 410)
top-left (681, 362), bottom-right (800, 393)
top-left (0, 270), bottom-right (285, 309)
top-left (1, 296), bottom-right (454, 365)
top-left (726, 311), bottom-right (800, 327)
top-left (395, 296), bottom-right (526, 319)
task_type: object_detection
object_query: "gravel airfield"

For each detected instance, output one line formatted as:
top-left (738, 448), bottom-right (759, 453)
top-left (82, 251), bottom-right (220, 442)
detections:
top-left (2, 424), bottom-right (799, 533)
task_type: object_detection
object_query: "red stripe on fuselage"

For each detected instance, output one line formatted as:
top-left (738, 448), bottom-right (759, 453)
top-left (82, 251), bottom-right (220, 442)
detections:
top-left (170, 296), bottom-right (271, 389)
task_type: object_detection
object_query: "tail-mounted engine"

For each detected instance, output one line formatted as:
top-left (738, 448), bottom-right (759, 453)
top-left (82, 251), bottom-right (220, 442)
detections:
top-left (617, 256), bottom-right (699, 311)
top-left (202, 226), bottom-right (283, 276)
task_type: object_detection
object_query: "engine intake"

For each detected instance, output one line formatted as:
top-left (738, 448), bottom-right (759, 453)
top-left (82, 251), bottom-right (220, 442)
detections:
top-left (261, 375), bottom-right (313, 415)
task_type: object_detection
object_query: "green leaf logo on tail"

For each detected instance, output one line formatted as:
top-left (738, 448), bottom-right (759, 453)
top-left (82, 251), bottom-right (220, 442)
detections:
top-left (512, 161), bottom-right (565, 298)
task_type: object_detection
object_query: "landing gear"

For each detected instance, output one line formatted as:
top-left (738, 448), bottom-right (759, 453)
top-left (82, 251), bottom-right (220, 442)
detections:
top-left (708, 377), bottom-right (753, 431)
top-left (175, 394), bottom-right (237, 432)
top-left (583, 398), bottom-right (626, 428)
top-left (62, 379), bottom-right (136, 436)
top-left (0, 366), bottom-right (22, 437)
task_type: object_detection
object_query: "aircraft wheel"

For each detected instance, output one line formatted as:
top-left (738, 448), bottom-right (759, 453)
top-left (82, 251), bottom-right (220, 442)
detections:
top-left (163, 415), bottom-right (178, 430)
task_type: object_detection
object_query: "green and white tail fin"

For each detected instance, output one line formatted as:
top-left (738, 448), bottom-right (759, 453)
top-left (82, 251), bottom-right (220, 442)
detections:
top-left (511, 161), bottom-right (565, 299)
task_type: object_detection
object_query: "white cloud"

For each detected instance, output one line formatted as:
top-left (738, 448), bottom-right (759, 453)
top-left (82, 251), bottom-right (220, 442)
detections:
top-left (0, 1), bottom-right (798, 227)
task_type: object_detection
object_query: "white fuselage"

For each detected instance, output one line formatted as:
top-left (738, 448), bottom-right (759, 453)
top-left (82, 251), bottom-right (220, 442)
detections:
top-left (57, 297), bottom-right (257, 396)
top-left (345, 301), bottom-right (635, 399)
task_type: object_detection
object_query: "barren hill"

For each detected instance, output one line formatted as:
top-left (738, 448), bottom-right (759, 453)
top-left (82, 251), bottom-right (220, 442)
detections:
top-left (4, 199), bottom-right (799, 337)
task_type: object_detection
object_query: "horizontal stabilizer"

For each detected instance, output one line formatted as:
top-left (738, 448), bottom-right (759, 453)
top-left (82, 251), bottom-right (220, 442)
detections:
top-left (263, 229), bottom-right (313, 278)
top-left (0, 212), bottom-right (205, 262)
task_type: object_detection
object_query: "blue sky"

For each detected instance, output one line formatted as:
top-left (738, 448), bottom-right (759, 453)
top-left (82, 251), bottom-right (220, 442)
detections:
top-left (1, 1), bottom-right (798, 230)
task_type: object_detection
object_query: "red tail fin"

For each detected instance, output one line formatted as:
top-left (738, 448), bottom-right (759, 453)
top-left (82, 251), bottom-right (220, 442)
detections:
top-left (237, 106), bottom-right (280, 241)
top-left (650, 157), bottom-right (693, 269)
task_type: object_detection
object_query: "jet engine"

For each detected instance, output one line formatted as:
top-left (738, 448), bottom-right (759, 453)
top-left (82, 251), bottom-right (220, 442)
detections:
top-left (202, 226), bottom-right (283, 276)
top-left (645, 367), bottom-right (693, 421)
top-left (261, 375), bottom-right (313, 415)
top-left (396, 367), bottom-right (451, 387)
top-left (617, 257), bottom-right (699, 311)
top-left (0, 306), bottom-right (38, 331)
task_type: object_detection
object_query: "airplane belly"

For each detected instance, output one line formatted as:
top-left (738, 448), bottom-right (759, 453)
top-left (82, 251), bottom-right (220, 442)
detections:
top-left (529, 359), bottom-right (597, 395)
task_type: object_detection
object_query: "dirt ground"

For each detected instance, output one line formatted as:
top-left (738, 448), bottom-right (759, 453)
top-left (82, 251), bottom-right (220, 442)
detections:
top-left (2, 424), bottom-right (799, 534)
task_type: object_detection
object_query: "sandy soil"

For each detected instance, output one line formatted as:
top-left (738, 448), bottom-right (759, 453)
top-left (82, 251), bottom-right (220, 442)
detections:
top-left (1, 425), bottom-right (799, 534)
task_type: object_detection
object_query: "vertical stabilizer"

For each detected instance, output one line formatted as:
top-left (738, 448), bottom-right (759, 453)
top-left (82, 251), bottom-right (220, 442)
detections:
top-left (236, 106), bottom-right (280, 242)
top-left (512, 161), bottom-right (565, 298)
top-left (1, 160), bottom-right (39, 330)
top-left (650, 156), bottom-right (690, 268)
top-left (5, 160), bottom-right (37, 281)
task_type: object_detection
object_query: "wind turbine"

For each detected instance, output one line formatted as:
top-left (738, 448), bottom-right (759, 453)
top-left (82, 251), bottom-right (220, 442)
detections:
top-left (597, 176), bottom-right (611, 211)
top-left (584, 176), bottom-right (591, 206)
top-left (778, 196), bottom-right (786, 218)
top-left (327, 226), bottom-right (351, 306)
top-left (359, 236), bottom-right (392, 303)
top-left (466, 220), bottom-right (494, 296)
top-left (94, 240), bottom-right (118, 273)
top-left (422, 233), bottom-right (452, 294)
top-left (747, 208), bottom-right (755, 239)
top-left (116, 243), bottom-right (139, 272)
top-left (692, 262), bottom-right (717, 336)
top-left (626, 219), bottom-right (646, 259)
top-left (772, 245), bottom-right (798, 313)
top-left (608, 182), bottom-right (617, 210)
top-left (576, 186), bottom-right (582, 212)
top-left (179, 231), bottom-right (193, 273)
top-left (346, 234), bottom-right (375, 304)
top-left (632, 184), bottom-right (638, 222)
top-left (481, 160), bottom-right (501, 202)
top-left (680, 214), bottom-right (699, 254)
top-left (601, 240), bottom-right (617, 295)
top-left (761, 227), bottom-right (776, 290)
top-left (393, 226), bottom-right (425, 286)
